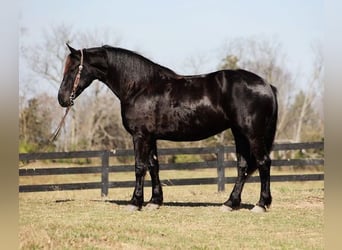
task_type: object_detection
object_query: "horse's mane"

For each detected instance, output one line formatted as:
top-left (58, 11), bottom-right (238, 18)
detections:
top-left (102, 45), bottom-right (178, 81)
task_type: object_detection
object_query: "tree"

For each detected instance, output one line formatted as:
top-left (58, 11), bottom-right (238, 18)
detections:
top-left (75, 91), bottom-right (131, 151)
top-left (292, 44), bottom-right (323, 142)
top-left (219, 55), bottom-right (239, 70)
top-left (19, 94), bottom-right (55, 152)
top-left (286, 91), bottom-right (323, 141)
top-left (183, 53), bottom-right (212, 74)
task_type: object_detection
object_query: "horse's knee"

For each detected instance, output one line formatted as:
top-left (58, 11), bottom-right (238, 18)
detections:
top-left (238, 165), bottom-right (248, 177)
top-left (135, 164), bottom-right (147, 176)
top-left (257, 155), bottom-right (271, 170)
top-left (235, 154), bottom-right (247, 175)
top-left (149, 152), bottom-right (158, 162)
top-left (237, 157), bottom-right (247, 168)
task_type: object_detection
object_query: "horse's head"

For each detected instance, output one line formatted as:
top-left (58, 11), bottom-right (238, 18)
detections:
top-left (58, 44), bottom-right (96, 107)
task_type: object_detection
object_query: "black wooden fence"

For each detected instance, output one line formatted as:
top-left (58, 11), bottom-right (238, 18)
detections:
top-left (19, 141), bottom-right (324, 196)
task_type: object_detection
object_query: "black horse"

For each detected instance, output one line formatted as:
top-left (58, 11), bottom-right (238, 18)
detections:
top-left (58, 44), bottom-right (278, 212)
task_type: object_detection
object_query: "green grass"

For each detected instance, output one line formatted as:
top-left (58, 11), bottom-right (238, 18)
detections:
top-left (19, 181), bottom-right (323, 249)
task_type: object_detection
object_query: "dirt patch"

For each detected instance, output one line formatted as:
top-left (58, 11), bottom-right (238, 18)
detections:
top-left (292, 195), bottom-right (324, 209)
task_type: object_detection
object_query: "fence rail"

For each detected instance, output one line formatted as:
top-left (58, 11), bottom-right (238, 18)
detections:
top-left (19, 141), bottom-right (324, 196)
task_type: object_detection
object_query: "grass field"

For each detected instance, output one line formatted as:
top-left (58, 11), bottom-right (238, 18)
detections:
top-left (19, 178), bottom-right (324, 249)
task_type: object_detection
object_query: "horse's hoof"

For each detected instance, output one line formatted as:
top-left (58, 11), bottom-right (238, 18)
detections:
top-left (127, 204), bottom-right (141, 212)
top-left (220, 205), bottom-right (233, 212)
top-left (251, 205), bottom-right (266, 213)
top-left (145, 203), bottom-right (160, 210)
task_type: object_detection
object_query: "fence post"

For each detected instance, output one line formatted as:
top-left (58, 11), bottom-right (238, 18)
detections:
top-left (101, 151), bottom-right (110, 197)
top-left (217, 145), bottom-right (225, 192)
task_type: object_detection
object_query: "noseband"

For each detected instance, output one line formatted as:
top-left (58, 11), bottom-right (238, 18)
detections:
top-left (69, 49), bottom-right (84, 106)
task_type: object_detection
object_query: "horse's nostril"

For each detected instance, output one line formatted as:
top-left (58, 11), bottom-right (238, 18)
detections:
top-left (58, 94), bottom-right (70, 107)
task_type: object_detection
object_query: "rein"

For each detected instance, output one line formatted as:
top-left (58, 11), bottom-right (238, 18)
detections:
top-left (49, 49), bottom-right (84, 142)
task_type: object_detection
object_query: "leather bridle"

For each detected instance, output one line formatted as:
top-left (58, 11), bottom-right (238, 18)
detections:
top-left (69, 49), bottom-right (84, 106)
top-left (49, 49), bottom-right (84, 142)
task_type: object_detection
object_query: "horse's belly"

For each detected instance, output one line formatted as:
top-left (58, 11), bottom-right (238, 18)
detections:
top-left (158, 125), bottom-right (229, 141)
top-left (155, 107), bottom-right (230, 141)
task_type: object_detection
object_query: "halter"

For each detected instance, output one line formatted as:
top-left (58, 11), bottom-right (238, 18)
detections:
top-left (69, 49), bottom-right (84, 106)
top-left (49, 49), bottom-right (84, 142)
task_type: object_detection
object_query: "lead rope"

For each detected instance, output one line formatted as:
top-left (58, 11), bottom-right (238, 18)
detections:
top-left (48, 106), bottom-right (72, 142)
top-left (49, 49), bottom-right (84, 142)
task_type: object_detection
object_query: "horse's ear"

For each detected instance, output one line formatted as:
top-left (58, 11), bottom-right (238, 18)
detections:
top-left (66, 43), bottom-right (77, 54)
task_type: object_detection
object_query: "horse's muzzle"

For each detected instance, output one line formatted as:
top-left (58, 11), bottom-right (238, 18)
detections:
top-left (58, 93), bottom-right (72, 107)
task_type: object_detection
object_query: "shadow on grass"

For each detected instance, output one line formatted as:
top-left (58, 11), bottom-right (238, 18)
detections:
top-left (54, 199), bottom-right (254, 210)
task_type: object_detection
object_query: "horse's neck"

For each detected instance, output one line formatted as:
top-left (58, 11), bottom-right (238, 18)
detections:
top-left (105, 56), bottom-right (152, 101)
top-left (103, 49), bottom-right (179, 101)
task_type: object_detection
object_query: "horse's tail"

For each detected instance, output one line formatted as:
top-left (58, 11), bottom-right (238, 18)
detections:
top-left (265, 85), bottom-right (278, 154)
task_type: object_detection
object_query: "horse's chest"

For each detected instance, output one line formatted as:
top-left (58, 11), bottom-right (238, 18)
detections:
top-left (121, 98), bottom-right (158, 132)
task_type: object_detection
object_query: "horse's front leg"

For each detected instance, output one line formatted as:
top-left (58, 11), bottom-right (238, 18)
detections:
top-left (146, 140), bottom-right (163, 209)
top-left (130, 135), bottom-right (150, 210)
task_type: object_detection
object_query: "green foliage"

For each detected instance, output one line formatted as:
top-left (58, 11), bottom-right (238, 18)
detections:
top-left (19, 95), bottom-right (56, 152)
top-left (219, 54), bottom-right (239, 70)
top-left (19, 140), bottom-right (56, 154)
top-left (19, 142), bottom-right (38, 153)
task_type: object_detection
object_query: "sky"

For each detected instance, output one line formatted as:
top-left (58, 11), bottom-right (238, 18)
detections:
top-left (19, 0), bottom-right (323, 94)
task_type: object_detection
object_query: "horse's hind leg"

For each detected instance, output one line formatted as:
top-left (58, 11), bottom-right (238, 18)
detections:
top-left (222, 128), bottom-right (258, 211)
top-left (249, 137), bottom-right (272, 212)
